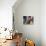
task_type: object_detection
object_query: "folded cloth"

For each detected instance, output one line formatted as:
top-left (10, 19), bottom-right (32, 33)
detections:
top-left (0, 38), bottom-right (6, 45)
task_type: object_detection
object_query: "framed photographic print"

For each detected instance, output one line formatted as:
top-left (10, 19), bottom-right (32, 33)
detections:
top-left (23, 16), bottom-right (34, 24)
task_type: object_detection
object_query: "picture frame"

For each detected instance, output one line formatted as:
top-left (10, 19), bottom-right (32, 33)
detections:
top-left (23, 16), bottom-right (34, 24)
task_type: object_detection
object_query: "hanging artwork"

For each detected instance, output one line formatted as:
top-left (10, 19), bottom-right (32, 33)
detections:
top-left (23, 16), bottom-right (34, 24)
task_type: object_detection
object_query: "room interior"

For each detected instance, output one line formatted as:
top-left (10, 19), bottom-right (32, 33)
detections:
top-left (0, 0), bottom-right (46, 46)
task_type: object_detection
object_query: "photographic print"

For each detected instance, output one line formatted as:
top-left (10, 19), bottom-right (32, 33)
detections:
top-left (23, 16), bottom-right (34, 24)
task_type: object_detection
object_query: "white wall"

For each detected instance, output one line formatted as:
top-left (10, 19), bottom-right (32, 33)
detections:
top-left (0, 0), bottom-right (16, 29)
top-left (13, 0), bottom-right (41, 46)
top-left (41, 0), bottom-right (46, 46)
top-left (0, 0), bottom-right (46, 46)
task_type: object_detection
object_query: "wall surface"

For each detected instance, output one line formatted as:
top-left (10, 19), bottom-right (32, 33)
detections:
top-left (0, 0), bottom-right (46, 46)
top-left (13, 0), bottom-right (41, 46)
top-left (0, 0), bottom-right (16, 29)
top-left (0, 0), bottom-right (17, 39)
top-left (41, 0), bottom-right (46, 46)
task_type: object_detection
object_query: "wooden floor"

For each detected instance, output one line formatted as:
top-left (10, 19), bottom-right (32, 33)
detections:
top-left (0, 39), bottom-right (16, 46)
